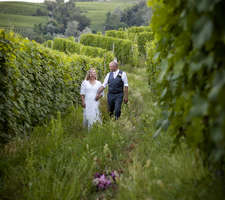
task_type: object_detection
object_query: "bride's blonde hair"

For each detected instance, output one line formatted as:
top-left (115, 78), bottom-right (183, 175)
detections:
top-left (85, 68), bottom-right (97, 80)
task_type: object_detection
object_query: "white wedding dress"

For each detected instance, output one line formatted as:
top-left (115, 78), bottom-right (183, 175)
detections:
top-left (80, 80), bottom-right (103, 129)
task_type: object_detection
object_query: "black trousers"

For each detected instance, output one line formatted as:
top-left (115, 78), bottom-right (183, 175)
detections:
top-left (107, 93), bottom-right (123, 119)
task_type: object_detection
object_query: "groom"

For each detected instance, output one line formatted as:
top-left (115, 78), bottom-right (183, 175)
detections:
top-left (95, 60), bottom-right (128, 119)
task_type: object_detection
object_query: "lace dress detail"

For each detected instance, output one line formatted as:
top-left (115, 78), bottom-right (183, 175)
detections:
top-left (80, 80), bottom-right (103, 128)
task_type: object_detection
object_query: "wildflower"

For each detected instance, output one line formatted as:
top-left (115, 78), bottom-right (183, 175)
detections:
top-left (93, 170), bottom-right (120, 191)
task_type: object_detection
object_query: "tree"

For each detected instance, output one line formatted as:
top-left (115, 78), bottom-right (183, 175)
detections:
top-left (65, 20), bottom-right (80, 37)
top-left (121, 1), bottom-right (151, 27)
top-left (34, 0), bottom-right (90, 41)
top-left (104, 1), bottom-right (152, 30)
top-left (81, 27), bottom-right (92, 34)
top-left (104, 8), bottom-right (127, 30)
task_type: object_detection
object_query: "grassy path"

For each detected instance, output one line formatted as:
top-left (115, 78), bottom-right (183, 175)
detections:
top-left (115, 65), bottom-right (224, 200)
top-left (0, 65), bottom-right (224, 200)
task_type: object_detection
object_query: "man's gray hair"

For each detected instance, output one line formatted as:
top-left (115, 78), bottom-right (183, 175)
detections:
top-left (110, 60), bottom-right (118, 67)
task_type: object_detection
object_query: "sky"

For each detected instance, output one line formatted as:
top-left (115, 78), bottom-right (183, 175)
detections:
top-left (0, 0), bottom-right (45, 2)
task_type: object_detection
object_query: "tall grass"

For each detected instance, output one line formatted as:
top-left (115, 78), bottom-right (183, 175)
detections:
top-left (116, 66), bottom-right (225, 200)
top-left (116, 132), bottom-right (225, 200)
top-left (0, 103), bottom-right (134, 200)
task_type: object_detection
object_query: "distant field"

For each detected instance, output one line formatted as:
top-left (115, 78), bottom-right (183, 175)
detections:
top-left (76, 2), bottom-right (135, 31)
top-left (0, 13), bottom-right (47, 28)
top-left (0, 2), bottom-right (45, 15)
top-left (0, 1), bottom-right (47, 32)
top-left (0, 0), bottom-right (137, 32)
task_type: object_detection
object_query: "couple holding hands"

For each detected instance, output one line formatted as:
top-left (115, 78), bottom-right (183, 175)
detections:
top-left (80, 61), bottom-right (128, 129)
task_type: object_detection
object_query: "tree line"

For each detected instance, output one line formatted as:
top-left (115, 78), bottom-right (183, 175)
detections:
top-left (33, 0), bottom-right (91, 42)
top-left (104, 1), bottom-right (152, 30)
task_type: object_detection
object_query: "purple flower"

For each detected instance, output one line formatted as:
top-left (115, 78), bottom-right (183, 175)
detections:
top-left (95, 172), bottom-right (101, 178)
top-left (105, 179), bottom-right (111, 186)
top-left (111, 171), bottom-right (116, 181)
top-left (93, 170), bottom-right (118, 191)
top-left (98, 183), bottom-right (105, 189)
top-left (99, 174), bottom-right (105, 180)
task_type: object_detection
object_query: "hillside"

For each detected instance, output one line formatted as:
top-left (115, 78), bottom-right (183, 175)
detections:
top-left (0, 1), bottom-right (45, 30)
top-left (0, 1), bottom-right (44, 15)
top-left (76, 1), bottom-right (135, 31)
top-left (0, 0), bottom-right (137, 32)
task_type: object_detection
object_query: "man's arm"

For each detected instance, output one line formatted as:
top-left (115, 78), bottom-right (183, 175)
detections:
top-left (124, 86), bottom-right (128, 104)
top-left (95, 73), bottom-right (109, 101)
top-left (122, 72), bottom-right (128, 104)
top-left (95, 86), bottom-right (105, 101)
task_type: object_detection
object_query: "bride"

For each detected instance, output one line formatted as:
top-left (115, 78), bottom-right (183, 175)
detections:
top-left (80, 68), bottom-right (103, 129)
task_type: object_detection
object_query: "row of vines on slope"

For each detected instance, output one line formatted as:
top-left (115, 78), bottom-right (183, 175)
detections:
top-left (147, 0), bottom-right (225, 168)
top-left (80, 34), bottom-right (135, 65)
top-left (0, 30), bottom-right (105, 143)
top-left (105, 26), bottom-right (152, 40)
top-left (44, 38), bottom-right (114, 66)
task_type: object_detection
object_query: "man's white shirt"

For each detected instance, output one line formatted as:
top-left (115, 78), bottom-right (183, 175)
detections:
top-left (102, 69), bottom-right (128, 88)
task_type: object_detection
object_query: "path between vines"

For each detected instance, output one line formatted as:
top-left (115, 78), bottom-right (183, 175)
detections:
top-left (89, 64), bottom-right (155, 199)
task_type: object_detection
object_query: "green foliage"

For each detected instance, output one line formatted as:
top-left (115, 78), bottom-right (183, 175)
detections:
top-left (0, 13), bottom-right (47, 29)
top-left (137, 31), bottom-right (153, 56)
top-left (76, 1), bottom-right (134, 31)
top-left (0, 30), bottom-right (104, 143)
top-left (104, 28), bottom-right (154, 60)
top-left (0, 2), bottom-right (45, 16)
top-left (127, 25), bottom-right (152, 40)
top-left (104, 9), bottom-right (127, 31)
top-left (120, 1), bottom-right (152, 26)
top-left (33, 0), bottom-right (90, 40)
top-left (104, 1), bottom-right (152, 31)
top-left (105, 30), bottom-right (128, 39)
top-left (80, 45), bottom-right (114, 66)
top-left (117, 132), bottom-right (225, 200)
top-left (52, 38), bottom-right (82, 54)
top-left (0, 1), bottom-right (136, 37)
top-left (44, 40), bottom-right (54, 48)
top-left (145, 40), bottom-right (160, 95)
top-left (80, 34), bottom-right (133, 64)
top-left (147, 0), bottom-right (225, 166)
top-left (44, 37), bottom-right (114, 67)
top-left (128, 26), bottom-right (152, 33)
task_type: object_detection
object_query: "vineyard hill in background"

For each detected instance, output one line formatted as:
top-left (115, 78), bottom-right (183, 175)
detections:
top-left (0, 0), bottom-right (137, 32)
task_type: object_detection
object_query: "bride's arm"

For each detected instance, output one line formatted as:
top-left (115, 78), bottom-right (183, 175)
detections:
top-left (81, 95), bottom-right (86, 108)
top-left (80, 81), bottom-right (86, 108)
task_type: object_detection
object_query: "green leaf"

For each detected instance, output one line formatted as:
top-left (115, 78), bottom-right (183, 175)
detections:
top-left (193, 17), bottom-right (213, 49)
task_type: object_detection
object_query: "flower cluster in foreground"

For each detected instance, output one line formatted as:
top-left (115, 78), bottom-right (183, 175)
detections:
top-left (93, 171), bottom-right (119, 191)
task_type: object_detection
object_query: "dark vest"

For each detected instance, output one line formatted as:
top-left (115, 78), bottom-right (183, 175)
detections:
top-left (108, 70), bottom-right (124, 94)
